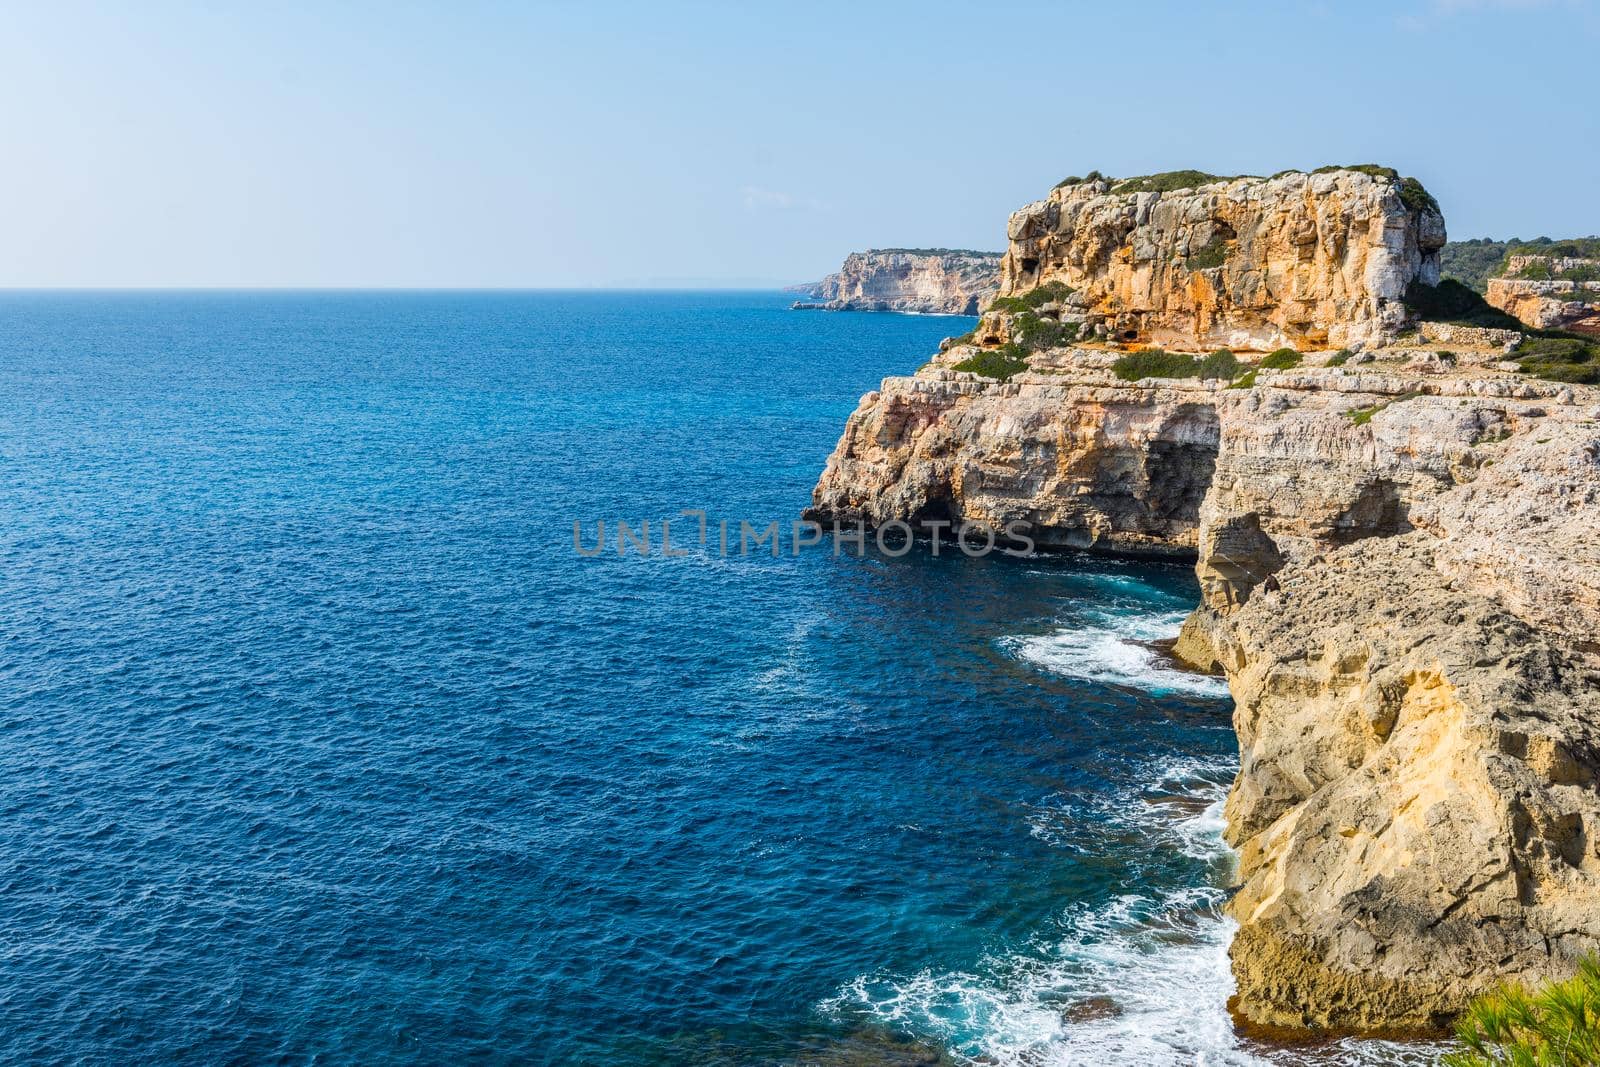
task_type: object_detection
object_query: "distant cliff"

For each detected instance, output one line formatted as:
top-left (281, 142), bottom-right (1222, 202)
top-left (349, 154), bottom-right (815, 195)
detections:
top-left (792, 249), bottom-right (1001, 315)
top-left (1486, 241), bottom-right (1600, 336)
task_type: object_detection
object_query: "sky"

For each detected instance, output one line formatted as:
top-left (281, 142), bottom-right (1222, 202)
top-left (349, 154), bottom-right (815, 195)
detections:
top-left (1, 0), bottom-right (1595, 287)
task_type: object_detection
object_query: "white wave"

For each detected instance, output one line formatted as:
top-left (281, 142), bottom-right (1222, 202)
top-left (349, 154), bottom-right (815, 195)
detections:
top-left (1002, 609), bottom-right (1230, 698)
top-left (823, 760), bottom-right (1440, 1067)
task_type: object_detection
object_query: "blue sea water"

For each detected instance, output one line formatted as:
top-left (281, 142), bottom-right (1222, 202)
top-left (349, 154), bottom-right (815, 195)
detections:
top-left (0, 292), bottom-right (1427, 1066)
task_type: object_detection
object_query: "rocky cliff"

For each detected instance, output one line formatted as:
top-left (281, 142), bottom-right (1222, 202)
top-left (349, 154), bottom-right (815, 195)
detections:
top-left (1487, 254), bottom-right (1600, 336)
top-left (792, 249), bottom-right (1001, 315)
top-left (1001, 169), bottom-right (1445, 351)
top-left (805, 167), bottom-right (1600, 1036)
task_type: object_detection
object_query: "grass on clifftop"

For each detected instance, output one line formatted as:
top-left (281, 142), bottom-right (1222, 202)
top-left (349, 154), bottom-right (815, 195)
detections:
top-left (868, 247), bottom-right (1002, 258)
top-left (1112, 170), bottom-right (1243, 195)
top-left (1444, 956), bottom-right (1600, 1066)
top-left (1054, 170), bottom-right (1105, 189)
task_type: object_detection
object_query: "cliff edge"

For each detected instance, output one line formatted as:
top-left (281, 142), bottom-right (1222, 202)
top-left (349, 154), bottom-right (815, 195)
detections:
top-left (805, 167), bottom-right (1600, 1035)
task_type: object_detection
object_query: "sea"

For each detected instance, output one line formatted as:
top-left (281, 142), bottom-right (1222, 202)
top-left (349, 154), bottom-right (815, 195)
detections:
top-left (0, 291), bottom-right (1437, 1065)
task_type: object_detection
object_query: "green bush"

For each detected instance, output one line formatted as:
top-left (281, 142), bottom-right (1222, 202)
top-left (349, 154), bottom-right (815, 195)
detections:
top-left (1112, 170), bottom-right (1243, 195)
top-left (1260, 348), bottom-right (1303, 370)
top-left (1514, 335), bottom-right (1600, 385)
top-left (1444, 956), bottom-right (1600, 1066)
top-left (1054, 170), bottom-right (1105, 189)
top-left (1347, 404), bottom-right (1383, 426)
top-left (1185, 238), bottom-right (1230, 271)
top-left (952, 343), bottom-right (1029, 382)
top-left (1508, 237), bottom-right (1600, 260)
top-left (1112, 348), bottom-right (1238, 382)
top-left (1328, 350), bottom-right (1353, 366)
top-left (1011, 312), bottom-right (1079, 351)
top-left (1228, 369), bottom-right (1259, 389)
top-left (1405, 279), bottom-right (1525, 330)
top-left (987, 280), bottom-right (1076, 314)
top-left (1198, 349), bottom-right (1240, 378)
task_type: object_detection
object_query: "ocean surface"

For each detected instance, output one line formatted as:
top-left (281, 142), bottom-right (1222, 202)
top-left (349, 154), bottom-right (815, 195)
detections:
top-left (0, 292), bottom-right (1433, 1065)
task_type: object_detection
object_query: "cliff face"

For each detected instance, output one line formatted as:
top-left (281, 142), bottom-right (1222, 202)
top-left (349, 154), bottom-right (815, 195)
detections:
top-left (1000, 171), bottom-right (1445, 351)
top-left (793, 249), bottom-right (1001, 315)
top-left (806, 167), bottom-right (1600, 1035)
top-left (1487, 255), bottom-right (1600, 336)
top-left (808, 346), bottom-right (1600, 1033)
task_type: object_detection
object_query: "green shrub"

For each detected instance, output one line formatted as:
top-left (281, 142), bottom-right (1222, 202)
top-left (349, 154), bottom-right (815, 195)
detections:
top-left (1405, 279), bottom-right (1525, 330)
top-left (947, 329), bottom-right (976, 347)
top-left (1327, 350), bottom-right (1353, 366)
top-left (952, 343), bottom-right (1029, 382)
top-left (1260, 348), bottom-right (1303, 370)
top-left (987, 280), bottom-right (1076, 314)
top-left (1112, 170), bottom-right (1242, 195)
top-left (1054, 170), bottom-right (1104, 189)
top-left (1112, 348), bottom-right (1239, 382)
top-left (1514, 335), bottom-right (1600, 385)
top-left (1011, 312), bottom-right (1079, 351)
top-left (1198, 349), bottom-right (1240, 378)
top-left (1313, 163), bottom-right (1400, 181)
top-left (1347, 404), bottom-right (1383, 426)
top-left (1508, 237), bottom-right (1600, 260)
top-left (1444, 956), bottom-right (1600, 1067)
top-left (1514, 259), bottom-right (1555, 280)
top-left (1185, 238), bottom-right (1230, 271)
top-left (1399, 177), bottom-right (1440, 215)
top-left (1228, 369), bottom-right (1259, 389)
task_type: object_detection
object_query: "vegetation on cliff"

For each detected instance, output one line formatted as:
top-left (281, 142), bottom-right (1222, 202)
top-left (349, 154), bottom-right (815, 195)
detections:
top-left (1443, 239), bottom-right (1517, 293)
top-left (1514, 335), bottom-right (1600, 384)
top-left (1445, 956), bottom-right (1600, 1066)
top-left (1111, 348), bottom-right (1239, 382)
top-left (1441, 237), bottom-right (1600, 292)
top-left (951, 344), bottom-right (1028, 382)
top-left (1112, 170), bottom-right (1242, 195)
top-left (987, 281), bottom-right (1075, 314)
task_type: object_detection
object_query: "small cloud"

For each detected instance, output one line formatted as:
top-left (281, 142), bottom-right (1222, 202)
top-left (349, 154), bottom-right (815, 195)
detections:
top-left (739, 186), bottom-right (824, 212)
top-left (1432, 0), bottom-right (1558, 10)
top-left (1399, 0), bottom-right (1578, 30)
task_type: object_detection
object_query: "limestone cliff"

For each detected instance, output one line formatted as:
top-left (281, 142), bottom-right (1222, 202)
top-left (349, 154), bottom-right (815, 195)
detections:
top-left (804, 167), bottom-right (1600, 1036)
top-left (1487, 254), bottom-right (1600, 336)
top-left (1000, 169), bottom-right (1445, 351)
top-left (809, 342), bottom-right (1600, 1033)
top-left (793, 249), bottom-right (1001, 315)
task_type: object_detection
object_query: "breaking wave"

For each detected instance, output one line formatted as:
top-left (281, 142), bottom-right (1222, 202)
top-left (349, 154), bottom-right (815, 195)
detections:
top-left (1002, 608), bottom-right (1230, 698)
top-left (822, 758), bottom-right (1440, 1066)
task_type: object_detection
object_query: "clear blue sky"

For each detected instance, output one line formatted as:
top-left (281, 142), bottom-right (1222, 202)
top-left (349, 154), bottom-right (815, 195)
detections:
top-left (3, 0), bottom-right (1595, 287)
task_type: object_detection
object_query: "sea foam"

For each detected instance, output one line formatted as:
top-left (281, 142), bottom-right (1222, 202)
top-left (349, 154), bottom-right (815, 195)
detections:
top-left (1002, 608), bottom-right (1230, 698)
